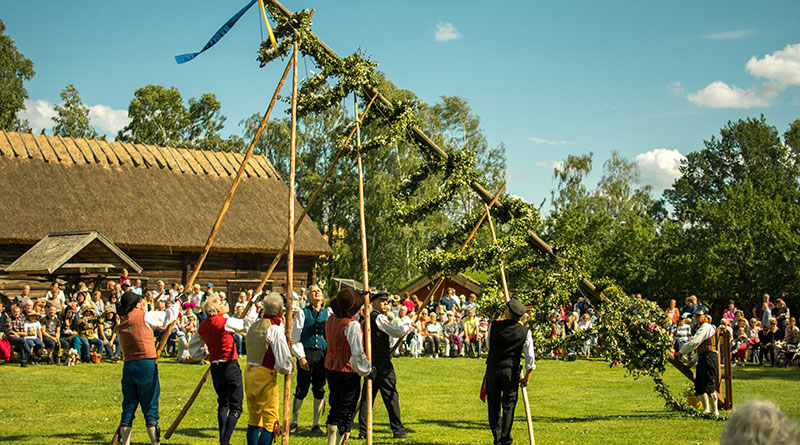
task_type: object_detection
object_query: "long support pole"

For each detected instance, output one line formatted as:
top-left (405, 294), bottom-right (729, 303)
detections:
top-left (355, 94), bottom-right (373, 445)
top-left (282, 42), bottom-right (299, 445)
top-left (485, 204), bottom-right (510, 302)
top-left (154, 52), bottom-right (295, 359)
top-left (163, 93), bottom-right (380, 441)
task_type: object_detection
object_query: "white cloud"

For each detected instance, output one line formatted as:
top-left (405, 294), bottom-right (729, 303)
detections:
top-left (701, 29), bottom-right (756, 40)
top-left (745, 43), bottom-right (800, 87)
top-left (634, 148), bottom-right (685, 192)
top-left (18, 99), bottom-right (57, 132)
top-left (434, 21), bottom-right (462, 42)
top-left (535, 160), bottom-right (564, 171)
top-left (17, 99), bottom-right (129, 136)
top-left (527, 137), bottom-right (575, 146)
top-left (687, 43), bottom-right (800, 109)
top-left (687, 80), bottom-right (772, 108)
top-left (667, 81), bottom-right (684, 96)
top-left (88, 104), bottom-right (130, 135)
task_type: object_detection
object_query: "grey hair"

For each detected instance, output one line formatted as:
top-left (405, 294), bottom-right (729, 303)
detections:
top-left (262, 292), bottom-right (284, 317)
top-left (720, 400), bottom-right (798, 445)
top-left (308, 284), bottom-right (322, 292)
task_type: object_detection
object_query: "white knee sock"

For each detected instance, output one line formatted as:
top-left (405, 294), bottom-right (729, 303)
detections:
top-left (710, 393), bottom-right (719, 417)
top-left (313, 398), bottom-right (325, 427)
top-left (119, 425), bottom-right (133, 445)
top-left (701, 393), bottom-right (711, 414)
top-left (291, 397), bottom-right (303, 424)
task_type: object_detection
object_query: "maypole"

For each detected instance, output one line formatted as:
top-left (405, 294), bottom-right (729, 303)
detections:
top-left (354, 94), bottom-right (373, 445)
top-left (282, 41), bottom-right (299, 445)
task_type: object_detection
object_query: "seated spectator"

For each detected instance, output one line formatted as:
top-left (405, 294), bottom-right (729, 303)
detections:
top-left (394, 306), bottom-right (414, 355)
top-left (462, 308), bottom-right (481, 358)
top-left (443, 311), bottom-right (463, 357)
top-left (24, 310), bottom-right (46, 363)
top-left (665, 299), bottom-right (680, 327)
top-left (8, 305), bottom-right (34, 366)
top-left (14, 284), bottom-right (33, 307)
top-left (423, 313), bottom-right (443, 358)
top-left (106, 293), bottom-right (119, 313)
top-left (40, 304), bottom-right (61, 364)
top-left (680, 296), bottom-right (696, 319)
top-left (98, 307), bottom-right (121, 362)
top-left (758, 317), bottom-right (779, 366)
top-left (731, 325), bottom-right (749, 366)
top-left (45, 282), bottom-right (66, 309)
top-left (75, 306), bottom-right (103, 363)
top-left (60, 307), bottom-right (79, 356)
top-left (720, 400), bottom-right (798, 445)
top-left (577, 313), bottom-right (594, 358)
top-left (0, 304), bottom-right (11, 362)
top-left (408, 311), bottom-right (426, 358)
top-left (723, 300), bottom-right (737, 321)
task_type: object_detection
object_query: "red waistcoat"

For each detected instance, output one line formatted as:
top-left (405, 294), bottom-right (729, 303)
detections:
top-left (199, 313), bottom-right (237, 362)
top-left (324, 315), bottom-right (356, 373)
top-left (116, 308), bottom-right (156, 362)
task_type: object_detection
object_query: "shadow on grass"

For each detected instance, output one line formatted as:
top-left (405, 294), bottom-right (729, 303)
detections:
top-left (0, 432), bottom-right (119, 444)
top-left (527, 411), bottom-right (666, 423)
top-left (413, 418), bottom-right (483, 430)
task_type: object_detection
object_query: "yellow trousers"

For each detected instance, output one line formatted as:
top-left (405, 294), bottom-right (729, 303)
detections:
top-left (244, 364), bottom-right (279, 430)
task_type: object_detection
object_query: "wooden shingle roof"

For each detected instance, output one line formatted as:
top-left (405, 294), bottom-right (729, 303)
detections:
top-left (0, 131), bottom-right (331, 255)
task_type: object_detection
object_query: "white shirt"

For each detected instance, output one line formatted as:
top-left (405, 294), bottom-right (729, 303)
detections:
top-left (186, 311), bottom-right (257, 361)
top-left (374, 312), bottom-right (409, 338)
top-left (247, 321), bottom-right (292, 374)
top-left (680, 322), bottom-right (717, 355)
top-left (485, 323), bottom-right (537, 371)
top-left (290, 306), bottom-right (333, 359)
top-left (344, 320), bottom-right (372, 377)
top-left (143, 302), bottom-right (181, 329)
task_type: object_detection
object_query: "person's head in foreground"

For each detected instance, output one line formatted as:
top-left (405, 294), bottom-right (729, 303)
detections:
top-left (720, 400), bottom-right (799, 445)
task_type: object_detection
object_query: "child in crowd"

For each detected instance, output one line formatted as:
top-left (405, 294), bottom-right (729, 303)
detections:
top-left (674, 317), bottom-right (692, 353)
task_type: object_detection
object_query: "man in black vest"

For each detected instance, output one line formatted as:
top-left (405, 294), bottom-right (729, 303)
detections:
top-left (356, 292), bottom-right (412, 440)
top-left (485, 298), bottom-right (536, 445)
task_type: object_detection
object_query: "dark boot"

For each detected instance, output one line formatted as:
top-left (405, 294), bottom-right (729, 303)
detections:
top-left (220, 411), bottom-right (240, 445)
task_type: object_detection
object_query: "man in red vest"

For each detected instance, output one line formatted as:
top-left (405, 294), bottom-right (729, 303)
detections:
top-left (114, 290), bottom-right (184, 445)
top-left (188, 293), bottom-right (255, 445)
top-left (324, 288), bottom-right (374, 445)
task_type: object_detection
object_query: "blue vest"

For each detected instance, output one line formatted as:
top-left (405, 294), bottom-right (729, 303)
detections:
top-left (300, 306), bottom-right (328, 349)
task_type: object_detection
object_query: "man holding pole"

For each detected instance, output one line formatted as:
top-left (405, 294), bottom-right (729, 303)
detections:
top-left (244, 291), bottom-right (293, 445)
top-left (114, 290), bottom-right (184, 445)
top-left (674, 305), bottom-right (719, 417)
top-left (188, 294), bottom-right (255, 445)
top-left (324, 288), bottom-right (374, 445)
top-left (289, 284), bottom-right (330, 434)
top-left (484, 298), bottom-right (536, 445)
top-left (356, 292), bottom-right (412, 439)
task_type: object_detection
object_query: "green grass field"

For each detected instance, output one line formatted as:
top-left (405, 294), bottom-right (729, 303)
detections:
top-left (0, 356), bottom-right (798, 444)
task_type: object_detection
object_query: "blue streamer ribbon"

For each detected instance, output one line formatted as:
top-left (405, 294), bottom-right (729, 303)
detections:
top-left (175, 0), bottom-right (258, 64)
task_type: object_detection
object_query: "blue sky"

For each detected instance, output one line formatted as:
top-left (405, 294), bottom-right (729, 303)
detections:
top-left (4, 1), bottom-right (799, 209)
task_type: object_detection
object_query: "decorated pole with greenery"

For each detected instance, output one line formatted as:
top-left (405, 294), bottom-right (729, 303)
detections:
top-left (354, 93), bottom-right (374, 445)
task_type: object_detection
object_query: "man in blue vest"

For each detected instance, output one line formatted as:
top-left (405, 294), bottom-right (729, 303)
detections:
top-left (485, 298), bottom-right (536, 445)
top-left (289, 284), bottom-right (330, 434)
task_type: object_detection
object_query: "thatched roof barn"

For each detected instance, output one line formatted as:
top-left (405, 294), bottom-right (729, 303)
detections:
top-left (0, 130), bottom-right (331, 302)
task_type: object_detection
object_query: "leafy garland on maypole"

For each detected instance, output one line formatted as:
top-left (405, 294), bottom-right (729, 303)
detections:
top-left (255, 6), bottom-right (718, 418)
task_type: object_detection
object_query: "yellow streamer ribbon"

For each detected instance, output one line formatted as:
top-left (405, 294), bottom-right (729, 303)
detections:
top-left (257, 0), bottom-right (278, 51)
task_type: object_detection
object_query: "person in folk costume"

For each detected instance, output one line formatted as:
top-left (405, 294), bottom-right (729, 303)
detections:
top-left (188, 293), bottom-right (256, 445)
top-left (674, 304), bottom-right (720, 416)
top-left (114, 290), bottom-right (185, 445)
top-left (243, 291), bottom-right (293, 445)
top-left (324, 288), bottom-right (375, 445)
top-left (289, 284), bottom-right (331, 434)
top-left (484, 298), bottom-right (536, 445)
top-left (355, 291), bottom-right (412, 439)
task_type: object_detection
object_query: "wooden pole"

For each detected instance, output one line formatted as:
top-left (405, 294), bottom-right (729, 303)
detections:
top-left (282, 42), bottom-right (299, 445)
top-left (153, 51), bottom-right (295, 359)
top-left (354, 94), bottom-right (373, 445)
top-left (485, 203), bottom-right (510, 302)
top-left (164, 367), bottom-right (212, 439)
top-left (247, 91), bottom-right (380, 303)
top-left (520, 368), bottom-right (536, 445)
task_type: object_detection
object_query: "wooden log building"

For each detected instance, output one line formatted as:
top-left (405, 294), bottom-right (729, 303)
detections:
top-left (0, 130), bottom-right (331, 305)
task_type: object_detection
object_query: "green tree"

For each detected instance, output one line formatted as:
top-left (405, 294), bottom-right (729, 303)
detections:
top-left (117, 85), bottom-right (243, 150)
top-left (0, 19), bottom-right (35, 131)
top-left (662, 116), bottom-right (800, 310)
top-left (51, 84), bottom-right (98, 138)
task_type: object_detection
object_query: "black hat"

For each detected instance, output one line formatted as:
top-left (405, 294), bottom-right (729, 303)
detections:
top-left (506, 298), bottom-right (526, 318)
top-left (118, 291), bottom-right (142, 317)
top-left (330, 288), bottom-right (364, 318)
top-left (694, 305), bottom-right (709, 316)
top-left (369, 291), bottom-right (389, 302)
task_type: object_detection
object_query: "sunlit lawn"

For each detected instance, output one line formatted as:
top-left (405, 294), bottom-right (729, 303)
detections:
top-left (0, 355), bottom-right (798, 444)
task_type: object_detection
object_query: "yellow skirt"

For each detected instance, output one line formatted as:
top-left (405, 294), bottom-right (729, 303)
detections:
top-left (244, 364), bottom-right (279, 430)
